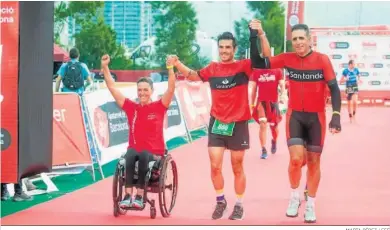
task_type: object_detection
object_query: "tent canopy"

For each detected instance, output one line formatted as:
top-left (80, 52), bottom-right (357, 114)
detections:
top-left (53, 44), bottom-right (69, 62)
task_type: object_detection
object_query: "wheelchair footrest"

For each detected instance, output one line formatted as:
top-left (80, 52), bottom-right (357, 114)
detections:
top-left (121, 206), bottom-right (145, 211)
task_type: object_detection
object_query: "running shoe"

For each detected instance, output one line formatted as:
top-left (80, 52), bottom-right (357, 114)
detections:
top-left (212, 199), bottom-right (227, 220)
top-left (119, 194), bottom-right (132, 208)
top-left (261, 148), bottom-right (268, 159)
top-left (13, 191), bottom-right (33, 202)
top-left (286, 196), bottom-right (301, 217)
top-left (304, 205), bottom-right (316, 223)
top-left (228, 204), bottom-right (244, 220)
top-left (1, 189), bottom-right (10, 201)
top-left (131, 195), bottom-right (144, 209)
top-left (271, 139), bottom-right (277, 154)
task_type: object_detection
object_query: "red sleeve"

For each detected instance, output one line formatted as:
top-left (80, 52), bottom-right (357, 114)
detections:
top-left (197, 62), bottom-right (214, 82)
top-left (122, 98), bottom-right (136, 113)
top-left (269, 53), bottom-right (287, 69)
top-left (321, 54), bottom-right (336, 82)
top-left (152, 98), bottom-right (169, 113)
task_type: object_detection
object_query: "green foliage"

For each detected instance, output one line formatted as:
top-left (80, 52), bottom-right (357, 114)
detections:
top-left (74, 17), bottom-right (131, 70)
top-left (54, 1), bottom-right (104, 45)
top-left (246, 1), bottom-right (286, 55)
top-left (54, 1), bottom-right (132, 70)
top-left (151, 2), bottom-right (200, 69)
top-left (234, 18), bottom-right (250, 59)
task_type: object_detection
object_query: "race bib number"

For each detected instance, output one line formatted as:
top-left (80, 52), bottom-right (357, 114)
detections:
top-left (211, 119), bottom-right (235, 136)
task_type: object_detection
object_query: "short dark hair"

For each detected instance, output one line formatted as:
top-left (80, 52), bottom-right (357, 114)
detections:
top-left (137, 77), bottom-right (153, 89)
top-left (69, 48), bottom-right (80, 59)
top-left (291, 24), bottom-right (310, 36)
top-left (348, 60), bottom-right (354, 65)
top-left (217, 32), bottom-right (237, 48)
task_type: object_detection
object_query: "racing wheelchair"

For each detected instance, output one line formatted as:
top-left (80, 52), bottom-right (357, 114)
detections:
top-left (112, 150), bottom-right (178, 219)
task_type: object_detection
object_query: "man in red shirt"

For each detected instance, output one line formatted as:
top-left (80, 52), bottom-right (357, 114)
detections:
top-left (100, 54), bottom-right (176, 209)
top-left (166, 19), bottom-right (270, 220)
top-left (249, 24), bottom-right (342, 223)
top-left (249, 68), bottom-right (287, 159)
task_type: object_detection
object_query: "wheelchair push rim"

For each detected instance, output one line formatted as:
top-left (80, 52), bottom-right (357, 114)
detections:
top-left (112, 164), bottom-right (127, 216)
top-left (158, 155), bottom-right (178, 217)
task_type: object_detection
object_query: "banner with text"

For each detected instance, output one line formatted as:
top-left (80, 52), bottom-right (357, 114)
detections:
top-left (314, 30), bottom-right (390, 93)
top-left (1, 1), bottom-right (20, 183)
top-left (52, 93), bottom-right (93, 166)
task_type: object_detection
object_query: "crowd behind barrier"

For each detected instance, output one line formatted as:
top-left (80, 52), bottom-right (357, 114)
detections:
top-left (20, 79), bottom-right (390, 196)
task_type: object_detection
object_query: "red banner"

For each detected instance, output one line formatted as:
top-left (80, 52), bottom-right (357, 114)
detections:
top-left (286, 1), bottom-right (305, 41)
top-left (1, 1), bottom-right (20, 183)
top-left (176, 81), bottom-right (211, 131)
top-left (52, 93), bottom-right (92, 166)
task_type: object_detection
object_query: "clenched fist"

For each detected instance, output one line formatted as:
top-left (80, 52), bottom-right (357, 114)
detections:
top-left (101, 54), bottom-right (111, 67)
top-left (249, 19), bottom-right (265, 36)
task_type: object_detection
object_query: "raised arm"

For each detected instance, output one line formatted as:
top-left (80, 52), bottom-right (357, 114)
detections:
top-left (249, 19), bottom-right (285, 69)
top-left (168, 55), bottom-right (202, 82)
top-left (161, 58), bottom-right (177, 108)
top-left (101, 54), bottom-right (126, 108)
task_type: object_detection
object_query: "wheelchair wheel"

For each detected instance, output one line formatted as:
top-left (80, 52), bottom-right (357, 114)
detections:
top-left (158, 155), bottom-right (178, 218)
top-left (112, 165), bottom-right (127, 217)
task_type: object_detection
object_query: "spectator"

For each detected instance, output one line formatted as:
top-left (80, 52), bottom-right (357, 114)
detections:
top-left (55, 47), bottom-right (93, 96)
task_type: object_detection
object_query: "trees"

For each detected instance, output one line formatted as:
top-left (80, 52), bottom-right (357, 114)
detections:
top-left (246, 1), bottom-right (286, 55)
top-left (150, 2), bottom-right (202, 69)
top-left (54, 1), bottom-right (104, 47)
top-left (232, 2), bottom-right (286, 58)
top-left (234, 18), bottom-right (250, 59)
top-left (54, 1), bottom-right (132, 70)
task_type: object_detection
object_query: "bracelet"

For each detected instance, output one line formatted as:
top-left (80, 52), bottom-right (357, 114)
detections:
top-left (166, 65), bottom-right (174, 69)
top-left (333, 111), bottom-right (340, 115)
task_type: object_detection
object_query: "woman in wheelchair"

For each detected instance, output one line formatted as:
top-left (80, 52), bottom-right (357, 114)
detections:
top-left (101, 54), bottom-right (176, 209)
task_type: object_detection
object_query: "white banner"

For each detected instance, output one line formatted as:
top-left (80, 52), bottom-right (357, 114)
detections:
top-left (315, 33), bottom-right (390, 91)
top-left (83, 83), bottom-right (188, 165)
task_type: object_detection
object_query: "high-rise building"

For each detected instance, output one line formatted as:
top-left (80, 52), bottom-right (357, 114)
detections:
top-left (61, 1), bottom-right (161, 49)
top-left (103, 1), bottom-right (161, 49)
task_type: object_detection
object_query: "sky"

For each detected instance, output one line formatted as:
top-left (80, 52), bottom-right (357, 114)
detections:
top-left (192, 1), bottom-right (390, 38)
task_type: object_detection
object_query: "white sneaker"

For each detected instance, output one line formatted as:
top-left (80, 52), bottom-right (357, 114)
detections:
top-left (286, 196), bottom-right (301, 217)
top-left (304, 205), bottom-right (316, 223)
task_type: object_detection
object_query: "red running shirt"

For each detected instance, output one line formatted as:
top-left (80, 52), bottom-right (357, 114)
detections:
top-left (269, 51), bottom-right (336, 112)
top-left (250, 69), bottom-right (283, 102)
top-left (198, 60), bottom-right (252, 123)
top-left (122, 99), bottom-right (167, 156)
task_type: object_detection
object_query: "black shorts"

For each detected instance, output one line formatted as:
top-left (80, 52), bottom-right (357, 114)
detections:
top-left (208, 116), bottom-right (250, 151)
top-left (285, 109), bottom-right (326, 153)
top-left (346, 85), bottom-right (358, 100)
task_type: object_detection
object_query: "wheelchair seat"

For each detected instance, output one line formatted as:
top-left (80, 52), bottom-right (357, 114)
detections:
top-left (118, 152), bottom-right (164, 184)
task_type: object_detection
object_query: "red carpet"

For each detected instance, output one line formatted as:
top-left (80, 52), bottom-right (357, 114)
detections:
top-left (2, 107), bottom-right (390, 225)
